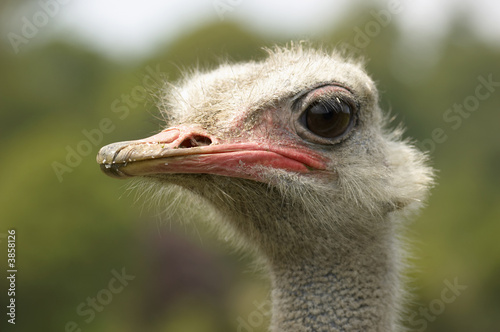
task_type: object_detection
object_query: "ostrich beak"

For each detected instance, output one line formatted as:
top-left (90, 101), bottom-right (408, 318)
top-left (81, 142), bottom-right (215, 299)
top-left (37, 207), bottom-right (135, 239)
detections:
top-left (96, 126), bottom-right (327, 181)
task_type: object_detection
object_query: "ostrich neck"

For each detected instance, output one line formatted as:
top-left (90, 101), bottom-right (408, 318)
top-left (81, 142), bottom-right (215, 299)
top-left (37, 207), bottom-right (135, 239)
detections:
top-left (267, 231), bottom-right (400, 332)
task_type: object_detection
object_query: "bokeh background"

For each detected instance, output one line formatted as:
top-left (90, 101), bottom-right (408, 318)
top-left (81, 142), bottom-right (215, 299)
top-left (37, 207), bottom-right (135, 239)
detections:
top-left (1, 0), bottom-right (500, 331)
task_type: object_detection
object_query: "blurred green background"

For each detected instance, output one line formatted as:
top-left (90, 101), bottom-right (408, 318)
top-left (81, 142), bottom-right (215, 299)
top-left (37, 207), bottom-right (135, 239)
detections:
top-left (1, 1), bottom-right (499, 331)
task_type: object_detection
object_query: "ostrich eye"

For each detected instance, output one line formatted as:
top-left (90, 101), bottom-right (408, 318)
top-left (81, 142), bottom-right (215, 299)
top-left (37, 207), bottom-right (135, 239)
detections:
top-left (304, 98), bottom-right (353, 139)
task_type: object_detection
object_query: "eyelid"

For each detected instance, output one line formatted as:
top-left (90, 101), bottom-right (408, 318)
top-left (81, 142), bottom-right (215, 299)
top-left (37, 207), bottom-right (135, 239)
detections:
top-left (292, 84), bottom-right (354, 113)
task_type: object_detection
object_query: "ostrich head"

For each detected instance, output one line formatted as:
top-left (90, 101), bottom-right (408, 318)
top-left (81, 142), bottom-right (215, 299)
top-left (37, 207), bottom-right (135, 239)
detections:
top-left (97, 45), bottom-right (433, 331)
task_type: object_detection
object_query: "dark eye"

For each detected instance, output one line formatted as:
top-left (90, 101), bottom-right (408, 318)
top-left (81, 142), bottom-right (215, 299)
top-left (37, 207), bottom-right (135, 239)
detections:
top-left (304, 98), bottom-right (353, 139)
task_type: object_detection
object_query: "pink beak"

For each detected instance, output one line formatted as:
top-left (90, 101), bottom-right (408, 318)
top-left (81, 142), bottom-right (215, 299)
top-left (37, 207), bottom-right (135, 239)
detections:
top-left (97, 125), bottom-right (327, 182)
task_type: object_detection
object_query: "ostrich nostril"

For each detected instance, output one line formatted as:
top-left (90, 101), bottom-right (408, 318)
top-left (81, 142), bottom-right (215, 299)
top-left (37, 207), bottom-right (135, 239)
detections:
top-left (179, 135), bottom-right (213, 148)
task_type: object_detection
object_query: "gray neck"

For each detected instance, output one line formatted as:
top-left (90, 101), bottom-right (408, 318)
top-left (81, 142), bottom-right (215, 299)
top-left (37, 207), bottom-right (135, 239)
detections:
top-left (267, 232), bottom-right (401, 332)
top-left (188, 176), bottom-right (404, 331)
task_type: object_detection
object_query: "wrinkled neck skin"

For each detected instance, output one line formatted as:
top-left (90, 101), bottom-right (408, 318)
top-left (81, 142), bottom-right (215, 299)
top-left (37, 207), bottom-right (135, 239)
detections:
top-left (267, 230), bottom-right (400, 332)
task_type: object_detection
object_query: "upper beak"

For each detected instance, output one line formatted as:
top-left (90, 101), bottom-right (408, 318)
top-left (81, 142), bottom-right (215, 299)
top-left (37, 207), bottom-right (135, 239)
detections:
top-left (96, 126), bottom-right (327, 182)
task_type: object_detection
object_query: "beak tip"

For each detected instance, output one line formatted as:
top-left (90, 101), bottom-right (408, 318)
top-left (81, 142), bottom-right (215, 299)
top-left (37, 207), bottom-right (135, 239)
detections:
top-left (96, 140), bottom-right (135, 164)
top-left (97, 141), bottom-right (135, 179)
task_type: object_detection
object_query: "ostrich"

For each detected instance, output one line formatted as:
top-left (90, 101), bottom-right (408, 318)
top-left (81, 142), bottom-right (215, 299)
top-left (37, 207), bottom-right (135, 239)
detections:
top-left (97, 45), bottom-right (433, 331)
